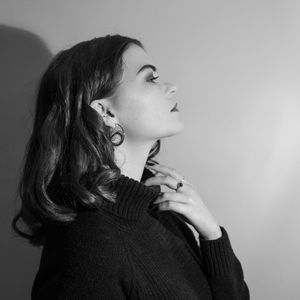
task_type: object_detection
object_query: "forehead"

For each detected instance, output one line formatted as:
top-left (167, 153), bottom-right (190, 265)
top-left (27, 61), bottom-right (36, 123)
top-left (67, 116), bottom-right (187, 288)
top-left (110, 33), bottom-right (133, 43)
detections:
top-left (121, 44), bottom-right (155, 75)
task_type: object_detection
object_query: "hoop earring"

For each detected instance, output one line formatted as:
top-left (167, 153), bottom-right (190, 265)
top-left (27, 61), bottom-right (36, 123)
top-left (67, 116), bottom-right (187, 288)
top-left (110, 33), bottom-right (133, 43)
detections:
top-left (110, 123), bottom-right (125, 146)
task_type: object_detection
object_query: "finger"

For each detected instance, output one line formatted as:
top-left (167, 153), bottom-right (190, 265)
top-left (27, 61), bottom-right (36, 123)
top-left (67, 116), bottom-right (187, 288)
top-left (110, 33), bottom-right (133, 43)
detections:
top-left (146, 164), bottom-right (191, 186)
top-left (144, 175), bottom-right (189, 193)
top-left (145, 164), bottom-right (184, 181)
top-left (152, 191), bottom-right (189, 204)
top-left (155, 200), bottom-right (189, 214)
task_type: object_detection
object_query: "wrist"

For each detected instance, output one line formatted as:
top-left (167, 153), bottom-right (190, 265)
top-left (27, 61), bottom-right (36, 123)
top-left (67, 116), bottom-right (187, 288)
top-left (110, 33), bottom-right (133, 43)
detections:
top-left (201, 226), bottom-right (222, 240)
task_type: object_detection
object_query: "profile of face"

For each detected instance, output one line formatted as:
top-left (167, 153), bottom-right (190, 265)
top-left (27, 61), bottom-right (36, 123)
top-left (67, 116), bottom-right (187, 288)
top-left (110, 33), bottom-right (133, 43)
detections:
top-left (91, 44), bottom-right (184, 144)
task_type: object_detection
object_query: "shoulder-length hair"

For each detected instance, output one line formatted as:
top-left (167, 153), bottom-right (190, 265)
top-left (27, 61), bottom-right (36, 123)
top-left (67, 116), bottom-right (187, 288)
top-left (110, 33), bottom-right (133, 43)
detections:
top-left (12, 34), bottom-right (161, 247)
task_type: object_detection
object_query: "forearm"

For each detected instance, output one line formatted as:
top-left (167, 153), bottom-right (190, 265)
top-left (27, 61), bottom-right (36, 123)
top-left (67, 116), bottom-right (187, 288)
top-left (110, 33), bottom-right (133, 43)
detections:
top-left (199, 226), bottom-right (250, 300)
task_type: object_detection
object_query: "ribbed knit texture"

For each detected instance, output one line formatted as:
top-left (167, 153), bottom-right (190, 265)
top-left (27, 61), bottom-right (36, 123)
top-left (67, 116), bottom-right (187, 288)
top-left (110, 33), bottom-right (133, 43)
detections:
top-left (31, 167), bottom-right (250, 299)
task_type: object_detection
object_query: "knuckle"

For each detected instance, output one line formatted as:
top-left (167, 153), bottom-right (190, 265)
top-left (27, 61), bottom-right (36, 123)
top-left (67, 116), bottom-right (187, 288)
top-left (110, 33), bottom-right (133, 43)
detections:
top-left (186, 196), bottom-right (193, 203)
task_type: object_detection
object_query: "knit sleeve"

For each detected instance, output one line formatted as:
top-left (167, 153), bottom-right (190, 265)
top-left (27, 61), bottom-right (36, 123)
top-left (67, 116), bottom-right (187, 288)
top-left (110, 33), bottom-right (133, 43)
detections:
top-left (165, 213), bottom-right (250, 300)
top-left (199, 226), bottom-right (250, 300)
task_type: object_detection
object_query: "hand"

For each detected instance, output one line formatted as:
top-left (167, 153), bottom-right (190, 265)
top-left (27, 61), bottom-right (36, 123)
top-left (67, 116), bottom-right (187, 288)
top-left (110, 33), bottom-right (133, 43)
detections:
top-left (144, 163), bottom-right (222, 240)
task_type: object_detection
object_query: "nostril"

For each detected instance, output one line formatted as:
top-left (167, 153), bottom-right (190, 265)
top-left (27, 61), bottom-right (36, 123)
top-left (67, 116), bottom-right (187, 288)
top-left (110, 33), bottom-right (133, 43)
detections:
top-left (166, 83), bottom-right (177, 97)
top-left (170, 85), bottom-right (177, 94)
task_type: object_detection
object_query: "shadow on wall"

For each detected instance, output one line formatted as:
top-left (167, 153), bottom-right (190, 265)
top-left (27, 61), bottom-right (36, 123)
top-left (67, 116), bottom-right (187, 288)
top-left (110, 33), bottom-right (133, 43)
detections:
top-left (0, 24), bottom-right (52, 299)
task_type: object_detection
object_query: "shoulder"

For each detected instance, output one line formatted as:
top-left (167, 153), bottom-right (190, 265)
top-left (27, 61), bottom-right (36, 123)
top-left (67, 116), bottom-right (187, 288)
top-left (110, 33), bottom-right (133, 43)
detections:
top-left (35, 210), bottom-right (133, 298)
top-left (46, 210), bottom-right (127, 262)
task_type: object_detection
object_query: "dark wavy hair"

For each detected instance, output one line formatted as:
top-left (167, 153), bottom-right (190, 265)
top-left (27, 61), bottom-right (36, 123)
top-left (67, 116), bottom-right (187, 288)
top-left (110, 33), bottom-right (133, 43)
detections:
top-left (11, 34), bottom-right (161, 247)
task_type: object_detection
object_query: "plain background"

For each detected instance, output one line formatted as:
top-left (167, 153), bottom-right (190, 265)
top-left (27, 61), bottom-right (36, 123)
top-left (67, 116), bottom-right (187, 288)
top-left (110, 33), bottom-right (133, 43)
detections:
top-left (1, 0), bottom-right (300, 299)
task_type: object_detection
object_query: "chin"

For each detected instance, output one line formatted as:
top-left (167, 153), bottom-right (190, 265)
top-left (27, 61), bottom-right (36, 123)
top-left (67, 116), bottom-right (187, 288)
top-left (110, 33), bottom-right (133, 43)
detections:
top-left (163, 121), bottom-right (185, 138)
top-left (173, 118), bottom-right (185, 130)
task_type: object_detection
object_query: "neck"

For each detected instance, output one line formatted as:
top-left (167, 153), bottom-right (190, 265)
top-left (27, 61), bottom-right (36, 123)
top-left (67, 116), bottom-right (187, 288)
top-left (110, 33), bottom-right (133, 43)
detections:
top-left (114, 139), bottom-right (156, 182)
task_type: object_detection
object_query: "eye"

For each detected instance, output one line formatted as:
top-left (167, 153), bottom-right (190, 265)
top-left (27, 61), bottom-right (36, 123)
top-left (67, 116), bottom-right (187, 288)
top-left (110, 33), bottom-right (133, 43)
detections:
top-left (149, 75), bottom-right (159, 83)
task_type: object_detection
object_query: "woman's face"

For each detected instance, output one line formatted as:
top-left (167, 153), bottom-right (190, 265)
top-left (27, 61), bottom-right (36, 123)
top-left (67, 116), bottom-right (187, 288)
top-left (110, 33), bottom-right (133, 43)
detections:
top-left (108, 44), bottom-right (184, 142)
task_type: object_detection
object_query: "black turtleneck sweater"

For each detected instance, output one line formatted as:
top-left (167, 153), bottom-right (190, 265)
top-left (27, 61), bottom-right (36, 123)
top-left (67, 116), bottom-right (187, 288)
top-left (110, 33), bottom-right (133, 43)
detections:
top-left (31, 168), bottom-right (250, 299)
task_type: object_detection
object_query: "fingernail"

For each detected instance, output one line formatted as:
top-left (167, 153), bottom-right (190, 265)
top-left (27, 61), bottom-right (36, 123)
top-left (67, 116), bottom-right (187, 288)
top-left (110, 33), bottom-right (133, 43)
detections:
top-left (148, 169), bottom-right (159, 175)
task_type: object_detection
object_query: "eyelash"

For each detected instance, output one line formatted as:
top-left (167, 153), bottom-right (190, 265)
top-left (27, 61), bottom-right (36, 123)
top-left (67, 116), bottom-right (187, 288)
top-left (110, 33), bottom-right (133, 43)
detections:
top-left (149, 75), bottom-right (159, 83)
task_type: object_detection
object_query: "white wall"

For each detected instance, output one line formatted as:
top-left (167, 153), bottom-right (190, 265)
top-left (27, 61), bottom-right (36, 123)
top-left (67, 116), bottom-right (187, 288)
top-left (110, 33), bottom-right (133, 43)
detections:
top-left (1, 0), bottom-right (300, 299)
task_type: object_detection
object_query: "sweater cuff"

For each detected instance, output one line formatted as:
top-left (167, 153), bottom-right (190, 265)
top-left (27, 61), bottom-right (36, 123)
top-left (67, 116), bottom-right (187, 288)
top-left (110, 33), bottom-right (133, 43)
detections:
top-left (199, 226), bottom-right (234, 278)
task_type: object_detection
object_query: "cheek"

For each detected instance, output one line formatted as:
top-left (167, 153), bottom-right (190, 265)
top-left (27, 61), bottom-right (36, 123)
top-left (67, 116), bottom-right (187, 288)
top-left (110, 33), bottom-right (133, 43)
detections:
top-left (122, 88), bottom-right (162, 117)
top-left (119, 92), bottom-right (167, 136)
top-left (125, 99), bottom-right (161, 125)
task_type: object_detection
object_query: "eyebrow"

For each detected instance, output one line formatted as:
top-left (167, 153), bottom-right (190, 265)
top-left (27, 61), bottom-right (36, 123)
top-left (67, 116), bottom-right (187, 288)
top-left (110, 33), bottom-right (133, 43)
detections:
top-left (136, 64), bottom-right (157, 75)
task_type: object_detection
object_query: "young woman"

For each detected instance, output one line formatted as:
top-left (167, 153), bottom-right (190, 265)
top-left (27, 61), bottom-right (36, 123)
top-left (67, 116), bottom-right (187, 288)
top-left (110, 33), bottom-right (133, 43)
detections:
top-left (12, 34), bottom-right (250, 299)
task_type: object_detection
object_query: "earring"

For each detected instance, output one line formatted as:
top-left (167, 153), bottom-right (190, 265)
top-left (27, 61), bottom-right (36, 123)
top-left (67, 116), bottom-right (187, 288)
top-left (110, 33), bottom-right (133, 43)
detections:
top-left (102, 114), bottom-right (125, 146)
top-left (110, 123), bottom-right (125, 146)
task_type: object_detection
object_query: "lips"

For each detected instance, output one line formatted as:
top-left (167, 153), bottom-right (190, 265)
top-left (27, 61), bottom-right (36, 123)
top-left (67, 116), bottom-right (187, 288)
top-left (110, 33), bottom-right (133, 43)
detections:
top-left (170, 102), bottom-right (178, 112)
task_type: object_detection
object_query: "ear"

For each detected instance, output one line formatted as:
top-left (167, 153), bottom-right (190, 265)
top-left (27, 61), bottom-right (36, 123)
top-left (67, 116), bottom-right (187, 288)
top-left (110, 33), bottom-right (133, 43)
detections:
top-left (90, 98), bottom-right (117, 127)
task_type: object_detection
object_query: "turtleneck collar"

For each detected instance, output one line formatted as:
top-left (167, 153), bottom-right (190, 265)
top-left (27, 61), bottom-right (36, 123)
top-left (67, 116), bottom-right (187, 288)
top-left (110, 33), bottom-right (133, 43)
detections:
top-left (99, 167), bottom-right (162, 222)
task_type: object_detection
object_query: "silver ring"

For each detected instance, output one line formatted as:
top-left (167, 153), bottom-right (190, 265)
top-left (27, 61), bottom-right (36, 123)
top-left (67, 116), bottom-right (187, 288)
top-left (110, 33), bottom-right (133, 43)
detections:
top-left (175, 176), bottom-right (185, 192)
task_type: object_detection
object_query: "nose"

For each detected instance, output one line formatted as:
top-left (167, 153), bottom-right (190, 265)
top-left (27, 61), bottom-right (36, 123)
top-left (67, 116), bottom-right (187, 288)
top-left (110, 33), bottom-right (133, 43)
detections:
top-left (165, 82), bottom-right (177, 98)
